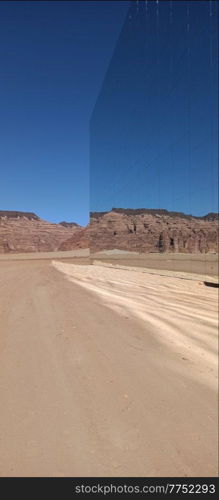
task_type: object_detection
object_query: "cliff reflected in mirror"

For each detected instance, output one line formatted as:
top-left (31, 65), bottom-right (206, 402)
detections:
top-left (89, 1), bottom-right (218, 262)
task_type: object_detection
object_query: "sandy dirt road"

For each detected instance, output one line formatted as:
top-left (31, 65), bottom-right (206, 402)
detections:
top-left (0, 260), bottom-right (218, 477)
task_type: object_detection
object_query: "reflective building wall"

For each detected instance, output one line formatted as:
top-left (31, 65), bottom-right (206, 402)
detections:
top-left (90, 0), bottom-right (218, 216)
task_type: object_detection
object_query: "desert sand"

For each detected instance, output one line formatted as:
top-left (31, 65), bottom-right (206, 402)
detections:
top-left (0, 257), bottom-right (218, 477)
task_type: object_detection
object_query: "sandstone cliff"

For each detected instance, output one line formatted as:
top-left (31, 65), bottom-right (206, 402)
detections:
top-left (1, 209), bottom-right (218, 254)
top-left (90, 209), bottom-right (219, 254)
top-left (59, 227), bottom-right (90, 251)
top-left (60, 208), bottom-right (218, 254)
top-left (0, 211), bottom-right (82, 253)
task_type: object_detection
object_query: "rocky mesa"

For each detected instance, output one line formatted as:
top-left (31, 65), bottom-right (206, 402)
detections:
top-left (1, 208), bottom-right (218, 254)
top-left (60, 208), bottom-right (219, 254)
top-left (89, 209), bottom-right (219, 254)
top-left (0, 211), bottom-right (82, 253)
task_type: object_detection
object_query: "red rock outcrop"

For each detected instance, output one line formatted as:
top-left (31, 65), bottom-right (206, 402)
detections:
top-left (87, 209), bottom-right (218, 254)
top-left (59, 226), bottom-right (90, 250)
top-left (1, 209), bottom-right (218, 254)
top-left (0, 211), bottom-right (82, 253)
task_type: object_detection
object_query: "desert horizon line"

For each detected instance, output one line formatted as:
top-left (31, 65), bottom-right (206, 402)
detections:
top-left (0, 207), bottom-right (218, 227)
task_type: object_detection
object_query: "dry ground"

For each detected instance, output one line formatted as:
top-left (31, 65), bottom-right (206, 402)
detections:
top-left (0, 257), bottom-right (218, 477)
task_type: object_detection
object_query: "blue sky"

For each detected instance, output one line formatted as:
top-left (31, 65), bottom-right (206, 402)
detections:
top-left (0, 1), bottom-right (218, 225)
top-left (0, 1), bottom-right (129, 225)
top-left (90, 0), bottom-right (218, 217)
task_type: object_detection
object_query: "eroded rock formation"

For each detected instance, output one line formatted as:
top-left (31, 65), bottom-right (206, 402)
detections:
top-left (1, 209), bottom-right (218, 254)
top-left (0, 211), bottom-right (82, 253)
top-left (87, 209), bottom-right (218, 254)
